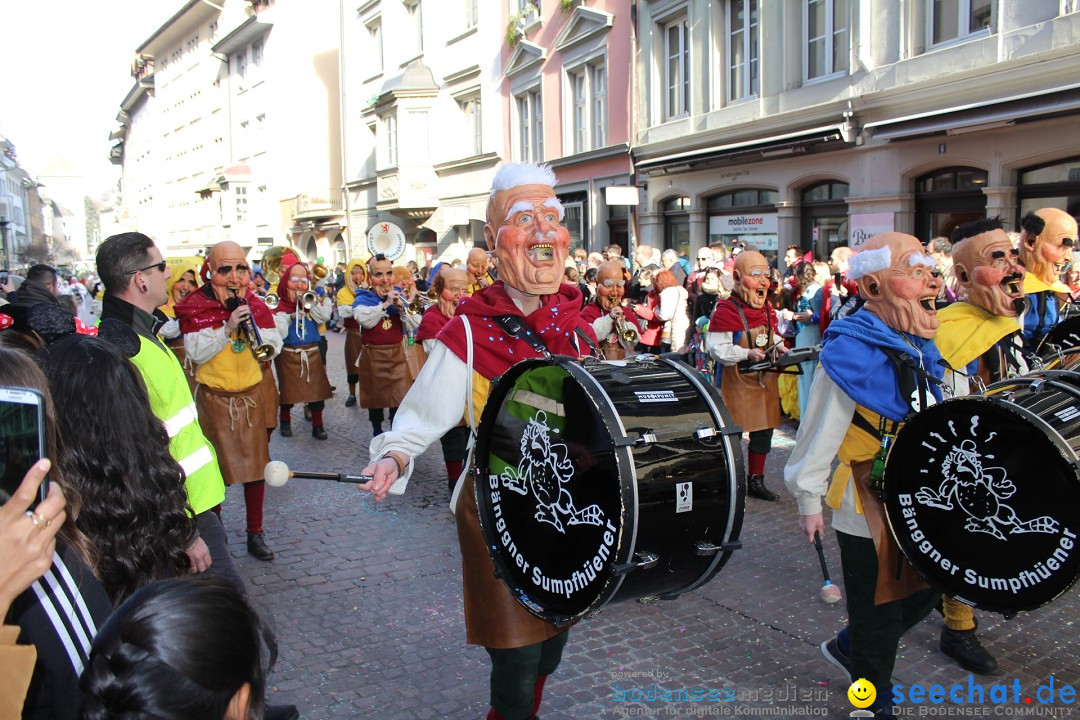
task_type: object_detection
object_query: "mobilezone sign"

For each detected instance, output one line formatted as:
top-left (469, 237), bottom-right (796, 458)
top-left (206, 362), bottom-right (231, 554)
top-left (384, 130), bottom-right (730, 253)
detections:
top-left (709, 214), bottom-right (779, 235)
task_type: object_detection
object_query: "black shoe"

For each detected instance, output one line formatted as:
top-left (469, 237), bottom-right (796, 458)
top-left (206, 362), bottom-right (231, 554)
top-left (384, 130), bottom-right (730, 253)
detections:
top-left (247, 532), bottom-right (275, 561)
top-left (264, 704), bottom-right (299, 720)
top-left (312, 426), bottom-right (328, 440)
top-left (820, 631), bottom-right (852, 681)
top-left (279, 421), bottom-right (292, 437)
top-left (345, 394), bottom-right (357, 407)
top-left (940, 625), bottom-right (998, 675)
top-left (747, 474), bottom-right (780, 501)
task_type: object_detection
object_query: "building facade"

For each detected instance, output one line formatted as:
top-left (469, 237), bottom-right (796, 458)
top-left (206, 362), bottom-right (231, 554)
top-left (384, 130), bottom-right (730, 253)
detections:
top-left (633, 0), bottom-right (1080, 265)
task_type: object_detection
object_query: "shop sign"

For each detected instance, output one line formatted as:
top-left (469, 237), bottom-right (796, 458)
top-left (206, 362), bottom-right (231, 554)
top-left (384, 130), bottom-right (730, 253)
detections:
top-left (849, 213), bottom-right (894, 249)
top-left (709, 213), bottom-right (778, 235)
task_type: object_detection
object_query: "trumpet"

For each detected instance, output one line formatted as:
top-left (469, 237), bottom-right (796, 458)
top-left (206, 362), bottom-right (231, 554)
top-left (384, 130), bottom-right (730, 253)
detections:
top-left (264, 293), bottom-right (280, 309)
top-left (300, 291), bottom-right (318, 311)
top-left (226, 289), bottom-right (275, 362)
top-left (614, 313), bottom-right (640, 349)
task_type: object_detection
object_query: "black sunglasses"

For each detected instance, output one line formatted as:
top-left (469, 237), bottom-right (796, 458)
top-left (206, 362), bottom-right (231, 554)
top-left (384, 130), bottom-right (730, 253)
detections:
top-left (128, 260), bottom-right (167, 275)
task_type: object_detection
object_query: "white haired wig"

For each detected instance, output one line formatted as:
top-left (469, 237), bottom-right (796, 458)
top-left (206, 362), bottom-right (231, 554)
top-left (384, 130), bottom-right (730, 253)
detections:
top-left (847, 246), bottom-right (891, 280)
top-left (491, 162), bottom-right (558, 192)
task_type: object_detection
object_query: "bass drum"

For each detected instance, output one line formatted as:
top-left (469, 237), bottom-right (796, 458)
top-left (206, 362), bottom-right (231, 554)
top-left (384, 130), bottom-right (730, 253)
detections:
top-left (1037, 316), bottom-right (1080, 369)
top-left (883, 370), bottom-right (1080, 613)
top-left (474, 355), bottom-right (745, 625)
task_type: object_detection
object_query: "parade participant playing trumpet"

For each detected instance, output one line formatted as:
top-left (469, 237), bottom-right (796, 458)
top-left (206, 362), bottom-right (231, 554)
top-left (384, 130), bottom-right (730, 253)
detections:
top-left (157, 260), bottom-right (201, 392)
top-left (175, 241), bottom-right (283, 562)
top-left (580, 261), bottom-right (642, 360)
top-left (351, 254), bottom-right (421, 436)
top-left (358, 162), bottom-right (597, 720)
top-left (707, 250), bottom-right (787, 501)
top-left (272, 253), bottom-right (334, 440)
top-left (336, 259), bottom-right (367, 407)
top-left (415, 266), bottom-right (471, 492)
top-left (466, 247), bottom-right (495, 296)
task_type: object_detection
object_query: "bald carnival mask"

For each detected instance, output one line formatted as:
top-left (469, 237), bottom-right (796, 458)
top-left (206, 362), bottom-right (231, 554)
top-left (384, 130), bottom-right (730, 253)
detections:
top-left (484, 166), bottom-right (570, 295)
top-left (595, 261), bottom-right (627, 312)
top-left (208, 241), bottom-right (251, 306)
top-left (852, 232), bottom-right (942, 338)
top-left (733, 251), bottom-right (771, 309)
top-left (952, 228), bottom-right (1025, 318)
top-left (1019, 208), bottom-right (1078, 285)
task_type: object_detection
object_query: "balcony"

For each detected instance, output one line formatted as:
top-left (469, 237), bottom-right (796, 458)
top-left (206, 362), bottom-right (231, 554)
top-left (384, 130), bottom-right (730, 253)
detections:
top-left (292, 190), bottom-right (343, 221)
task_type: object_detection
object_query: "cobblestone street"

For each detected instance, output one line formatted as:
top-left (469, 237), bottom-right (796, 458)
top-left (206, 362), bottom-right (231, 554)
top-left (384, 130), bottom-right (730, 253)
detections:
top-left (219, 332), bottom-right (1079, 719)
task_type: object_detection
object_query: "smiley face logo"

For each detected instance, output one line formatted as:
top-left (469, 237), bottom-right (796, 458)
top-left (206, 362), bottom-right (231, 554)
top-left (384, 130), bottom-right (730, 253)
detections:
top-left (848, 678), bottom-right (877, 709)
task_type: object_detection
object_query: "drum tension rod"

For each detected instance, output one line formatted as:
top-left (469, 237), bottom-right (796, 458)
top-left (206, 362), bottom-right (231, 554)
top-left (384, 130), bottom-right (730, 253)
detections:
top-left (610, 551), bottom-right (660, 576)
top-left (695, 540), bottom-right (743, 556)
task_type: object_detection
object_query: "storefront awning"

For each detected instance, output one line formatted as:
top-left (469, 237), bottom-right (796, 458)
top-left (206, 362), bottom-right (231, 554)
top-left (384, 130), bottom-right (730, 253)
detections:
top-left (865, 83), bottom-right (1080, 141)
top-left (636, 124), bottom-right (849, 173)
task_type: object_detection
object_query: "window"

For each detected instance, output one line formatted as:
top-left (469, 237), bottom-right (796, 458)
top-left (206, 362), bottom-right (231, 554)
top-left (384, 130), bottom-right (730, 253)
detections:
top-left (405, 1), bottom-right (423, 57)
top-left (252, 39), bottom-right (263, 66)
top-left (805, 0), bottom-right (848, 80)
top-left (663, 17), bottom-right (690, 119)
top-left (385, 113), bottom-right (398, 167)
top-left (465, 0), bottom-right (478, 28)
top-left (460, 96), bottom-right (482, 156)
top-left (234, 51), bottom-right (247, 79)
top-left (728, 0), bottom-right (759, 101)
top-left (367, 19), bottom-right (383, 75)
top-left (235, 186), bottom-right (248, 223)
top-left (567, 60), bottom-right (607, 154)
top-left (929, 0), bottom-right (993, 47)
top-left (516, 89), bottom-right (543, 162)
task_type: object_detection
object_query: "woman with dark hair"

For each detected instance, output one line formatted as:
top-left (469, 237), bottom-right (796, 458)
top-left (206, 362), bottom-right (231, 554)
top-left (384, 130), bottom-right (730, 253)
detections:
top-left (80, 575), bottom-right (277, 720)
top-left (630, 267), bottom-right (664, 353)
top-left (0, 347), bottom-right (112, 720)
top-left (37, 334), bottom-right (196, 605)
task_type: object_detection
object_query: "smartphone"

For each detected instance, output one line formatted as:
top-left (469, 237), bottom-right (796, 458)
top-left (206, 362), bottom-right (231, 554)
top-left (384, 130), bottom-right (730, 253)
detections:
top-left (0, 386), bottom-right (48, 510)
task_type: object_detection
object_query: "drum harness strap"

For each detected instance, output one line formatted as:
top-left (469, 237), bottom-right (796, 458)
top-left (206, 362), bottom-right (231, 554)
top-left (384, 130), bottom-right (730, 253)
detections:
top-left (491, 315), bottom-right (600, 360)
top-left (732, 301), bottom-right (779, 382)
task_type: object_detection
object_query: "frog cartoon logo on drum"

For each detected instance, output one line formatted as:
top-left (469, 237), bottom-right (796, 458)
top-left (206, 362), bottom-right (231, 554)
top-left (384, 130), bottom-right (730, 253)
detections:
top-left (500, 411), bottom-right (606, 534)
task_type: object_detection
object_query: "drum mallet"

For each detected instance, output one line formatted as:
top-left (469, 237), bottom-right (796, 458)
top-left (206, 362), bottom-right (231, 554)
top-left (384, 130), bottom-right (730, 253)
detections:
top-left (264, 460), bottom-right (372, 488)
top-left (814, 531), bottom-right (843, 604)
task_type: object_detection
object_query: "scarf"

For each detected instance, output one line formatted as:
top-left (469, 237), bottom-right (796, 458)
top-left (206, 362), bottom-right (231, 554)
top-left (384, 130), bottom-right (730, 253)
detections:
top-left (935, 302), bottom-right (1022, 372)
top-left (820, 308), bottom-right (944, 423)
top-left (437, 281), bottom-right (595, 379)
top-left (708, 295), bottom-right (776, 334)
top-left (175, 284), bottom-right (275, 334)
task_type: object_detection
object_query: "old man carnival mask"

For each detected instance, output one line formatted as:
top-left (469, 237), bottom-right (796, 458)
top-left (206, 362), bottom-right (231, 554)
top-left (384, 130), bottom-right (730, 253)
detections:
top-left (1019, 208), bottom-right (1078, 285)
top-left (851, 232), bottom-right (942, 339)
top-left (484, 163), bottom-right (570, 296)
top-left (951, 221), bottom-right (1025, 318)
top-left (208, 241), bottom-right (252, 306)
top-left (596, 261), bottom-right (627, 312)
top-left (732, 250), bottom-right (771, 309)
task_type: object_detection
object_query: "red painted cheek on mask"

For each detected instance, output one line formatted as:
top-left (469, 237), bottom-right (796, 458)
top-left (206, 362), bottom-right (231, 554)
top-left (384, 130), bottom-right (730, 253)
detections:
top-left (971, 266), bottom-right (1005, 287)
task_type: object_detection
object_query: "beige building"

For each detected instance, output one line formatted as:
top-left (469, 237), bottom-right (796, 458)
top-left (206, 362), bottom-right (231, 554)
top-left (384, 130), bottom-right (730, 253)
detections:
top-left (633, 1), bottom-right (1080, 265)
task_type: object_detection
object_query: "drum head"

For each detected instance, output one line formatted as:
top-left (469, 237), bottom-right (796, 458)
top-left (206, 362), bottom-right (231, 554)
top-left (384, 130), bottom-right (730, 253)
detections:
top-left (885, 396), bottom-right (1080, 613)
top-left (1037, 316), bottom-right (1080, 358)
top-left (474, 358), bottom-right (633, 623)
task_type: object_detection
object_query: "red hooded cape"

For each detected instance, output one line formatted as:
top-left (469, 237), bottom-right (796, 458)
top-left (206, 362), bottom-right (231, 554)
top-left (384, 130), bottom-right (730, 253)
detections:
top-left (436, 281), bottom-right (596, 379)
top-left (708, 295), bottom-right (777, 334)
top-left (416, 303), bottom-right (454, 342)
top-left (175, 284), bottom-right (275, 334)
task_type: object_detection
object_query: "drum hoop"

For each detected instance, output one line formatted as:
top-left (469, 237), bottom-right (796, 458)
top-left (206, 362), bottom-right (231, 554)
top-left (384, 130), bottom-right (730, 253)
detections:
top-left (656, 357), bottom-right (746, 595)
top-left (473, 356), bottom-right (637, 623)
top-left (883, 393), bottom-right (1080, 613)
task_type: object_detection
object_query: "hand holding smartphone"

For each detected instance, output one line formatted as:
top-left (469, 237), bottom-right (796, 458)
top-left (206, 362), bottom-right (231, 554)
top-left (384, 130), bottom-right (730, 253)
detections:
top-left (0, 387), bottom-right (49, 510)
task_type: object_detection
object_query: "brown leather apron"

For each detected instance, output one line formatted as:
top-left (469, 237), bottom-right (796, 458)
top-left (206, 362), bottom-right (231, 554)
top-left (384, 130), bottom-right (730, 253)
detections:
top-left (274, 343), bottom-right (333, 405)
top-left (195, 383), bottom-right (270, 486)
top-left (356, 343), bottom-right (411, 408)
top-left (258, 363), bottom-right (278, 429)
top-left (344, 328), bottom-right (363, 371)
top-left (403, 339), bottom-right (426, 381)
top-left (720, 323), bottom-right (781, 433)
top-left (456, 473), bottom-right (570, 648)
top-left (598, 334), bottom-right (629, 361)
top-left (851, 458), bottom-right (931, 605)
top-left (166, 336), bottom-right (198, 394)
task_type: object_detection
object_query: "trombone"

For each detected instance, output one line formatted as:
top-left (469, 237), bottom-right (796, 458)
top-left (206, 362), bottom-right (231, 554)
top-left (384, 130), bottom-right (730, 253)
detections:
top-left (263, 291), bottom-right (317, 313)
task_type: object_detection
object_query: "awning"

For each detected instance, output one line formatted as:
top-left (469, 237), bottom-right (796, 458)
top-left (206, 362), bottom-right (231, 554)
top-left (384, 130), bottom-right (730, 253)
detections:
top-left (636, 124), bottom-right (848, 172)
top-left (865, 83), bottom-right (1080, 141)
top-left (211, 16), bottom-right (272, 57)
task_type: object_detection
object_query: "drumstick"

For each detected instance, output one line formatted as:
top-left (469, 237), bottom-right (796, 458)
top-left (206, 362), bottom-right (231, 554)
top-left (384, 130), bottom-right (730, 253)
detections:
top-left (814, 531), bottom-right (843, 604)
top-left (264, 460), bottom-right (373, 488)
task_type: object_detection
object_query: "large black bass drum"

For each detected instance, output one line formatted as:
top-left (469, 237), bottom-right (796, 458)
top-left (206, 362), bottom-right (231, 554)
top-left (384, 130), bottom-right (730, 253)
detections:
top-left (474, 355), bottom-right (745, 625)
top-left (883, 370), bottom-right (1080, 614)
top-left (1037, 316), bottom-right (1080, 369)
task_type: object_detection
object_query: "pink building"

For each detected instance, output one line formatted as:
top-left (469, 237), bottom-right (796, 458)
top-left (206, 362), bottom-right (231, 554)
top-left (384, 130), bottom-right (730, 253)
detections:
top-left (500, 1), bottom-right (634, 255)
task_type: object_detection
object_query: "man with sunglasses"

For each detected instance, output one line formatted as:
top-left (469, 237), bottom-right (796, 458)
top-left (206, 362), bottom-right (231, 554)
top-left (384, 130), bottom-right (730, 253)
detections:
top-left (581, 260), bottom-right (642, 360)
top-left (175, 241), bottom-right (283, 561)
